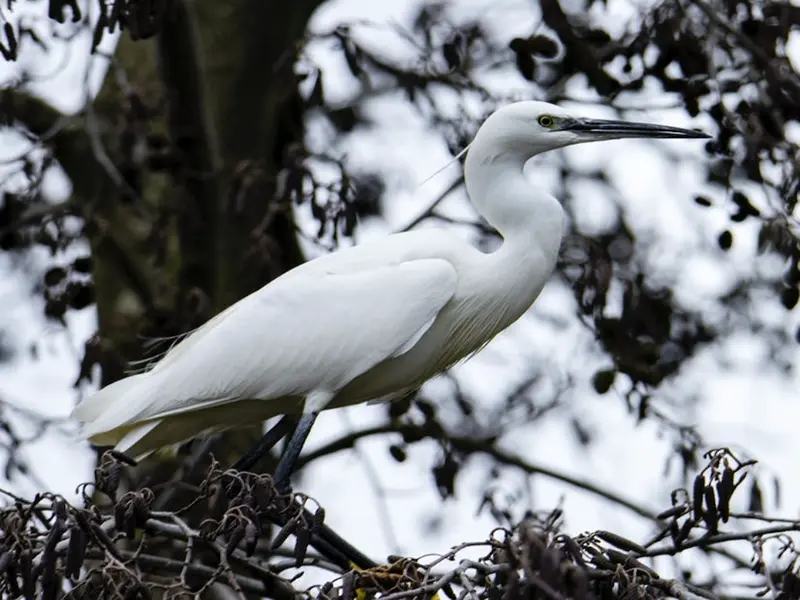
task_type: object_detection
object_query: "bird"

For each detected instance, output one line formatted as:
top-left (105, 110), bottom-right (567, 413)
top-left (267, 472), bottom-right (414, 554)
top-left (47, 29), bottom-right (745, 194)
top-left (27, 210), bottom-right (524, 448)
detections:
top-left (71, 101), bottom-right (708, 495)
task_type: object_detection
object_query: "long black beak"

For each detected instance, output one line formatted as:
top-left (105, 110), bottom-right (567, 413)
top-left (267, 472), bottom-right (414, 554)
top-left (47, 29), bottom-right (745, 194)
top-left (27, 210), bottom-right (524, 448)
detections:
top-left (564, 118), bottom-right (710, 139)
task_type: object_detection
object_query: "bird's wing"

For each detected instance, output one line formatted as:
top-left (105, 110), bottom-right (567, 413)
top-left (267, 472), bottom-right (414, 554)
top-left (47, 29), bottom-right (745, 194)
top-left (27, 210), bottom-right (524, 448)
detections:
top-left (78, 258), bottom-right (458, 437)
top-left (137, 230), bottom-right (456, 376)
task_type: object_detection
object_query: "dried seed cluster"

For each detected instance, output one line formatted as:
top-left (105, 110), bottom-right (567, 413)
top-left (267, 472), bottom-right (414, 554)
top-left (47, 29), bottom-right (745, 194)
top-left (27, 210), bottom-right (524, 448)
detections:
top-left (307, 511), bottom-right (706, 600)
top-left (197, 461), bottom-right (326, 566)
top-left (649, 448), bottom-right (755, 546)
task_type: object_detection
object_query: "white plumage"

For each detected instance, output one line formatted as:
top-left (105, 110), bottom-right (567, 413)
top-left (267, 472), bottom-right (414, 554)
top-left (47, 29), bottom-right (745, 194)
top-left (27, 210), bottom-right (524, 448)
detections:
top-left (71, 101), bottom-right (707, 476)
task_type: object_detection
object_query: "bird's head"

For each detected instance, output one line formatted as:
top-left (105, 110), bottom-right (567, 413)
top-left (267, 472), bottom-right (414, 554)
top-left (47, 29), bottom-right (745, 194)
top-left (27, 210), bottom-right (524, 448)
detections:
top-left (470, 100), bottom-right (709, 161)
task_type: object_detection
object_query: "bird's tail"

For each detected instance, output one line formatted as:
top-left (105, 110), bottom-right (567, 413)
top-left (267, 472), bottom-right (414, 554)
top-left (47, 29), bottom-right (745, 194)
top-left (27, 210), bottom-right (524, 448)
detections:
top-left (71, 373), bottom-right (154, 443)
top-left (71, 377), bottom-right (250, 459)
top-left (71, 374), bottom-right (187, 459)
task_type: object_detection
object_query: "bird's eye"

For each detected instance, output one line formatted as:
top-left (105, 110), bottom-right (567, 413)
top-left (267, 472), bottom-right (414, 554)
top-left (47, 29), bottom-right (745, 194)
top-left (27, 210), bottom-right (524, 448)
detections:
top-left (538, 115), bottom-right (555, 128)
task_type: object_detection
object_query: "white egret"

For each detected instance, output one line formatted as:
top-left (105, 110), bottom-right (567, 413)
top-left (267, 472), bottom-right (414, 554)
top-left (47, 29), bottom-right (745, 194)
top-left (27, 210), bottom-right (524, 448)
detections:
top-left (71, 101), bottom-right (708, 494)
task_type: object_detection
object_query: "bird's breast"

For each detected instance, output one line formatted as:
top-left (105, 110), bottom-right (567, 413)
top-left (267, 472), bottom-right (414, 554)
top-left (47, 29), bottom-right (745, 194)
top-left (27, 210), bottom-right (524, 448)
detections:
top-left (335, 259), bottom-right (547, 408)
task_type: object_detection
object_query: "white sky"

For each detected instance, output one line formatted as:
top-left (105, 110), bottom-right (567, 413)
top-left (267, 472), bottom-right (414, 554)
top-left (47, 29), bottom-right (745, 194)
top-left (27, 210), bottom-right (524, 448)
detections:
top-left (1, 0), bottom-right (799, 592)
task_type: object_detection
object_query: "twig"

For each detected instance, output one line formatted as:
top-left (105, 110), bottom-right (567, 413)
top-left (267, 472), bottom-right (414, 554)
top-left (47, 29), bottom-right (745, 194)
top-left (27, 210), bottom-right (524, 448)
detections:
top-left (642, 523), bottom-right (800, 558)
top-left (152, 434), bottom-right (220, 512)
top-left (82, 548), bottom-right (277, 596)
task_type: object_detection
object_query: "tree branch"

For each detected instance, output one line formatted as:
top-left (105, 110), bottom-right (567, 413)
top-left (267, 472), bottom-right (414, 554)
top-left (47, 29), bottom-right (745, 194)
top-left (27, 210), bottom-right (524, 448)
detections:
top-left (294, 424), bottom-right (658, 521)
top-left (642, 523), bottom-right (800, 558)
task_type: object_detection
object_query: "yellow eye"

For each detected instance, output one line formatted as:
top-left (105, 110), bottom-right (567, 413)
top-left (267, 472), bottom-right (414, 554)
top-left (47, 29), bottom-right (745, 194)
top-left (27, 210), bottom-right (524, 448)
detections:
top-left (538, 115), bottom-right (555, 128)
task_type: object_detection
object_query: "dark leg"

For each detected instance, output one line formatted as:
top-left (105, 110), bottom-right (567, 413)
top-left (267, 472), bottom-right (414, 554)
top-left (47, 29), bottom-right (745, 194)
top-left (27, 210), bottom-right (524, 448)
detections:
top-left (230, 413), bottom-right (379, 570)
top-left (232, 414), bottom-right (294, 472)
top-left (273, 411), bottom-right (319, 493)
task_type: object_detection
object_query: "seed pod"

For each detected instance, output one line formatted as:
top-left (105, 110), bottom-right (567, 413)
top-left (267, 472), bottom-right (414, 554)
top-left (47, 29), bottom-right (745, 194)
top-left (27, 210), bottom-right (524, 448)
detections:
top-left (604, 548), bottom-right (627, 565)
top-left (312, 507), bottom-right (326, 532)
top-left (717, 467), bottom-right (734, 523)
top-left (703, 486), bottom-right (718, 533)
top-left (90, 522), bottom-right (124, 561)
top-left (294, 525), bottom-right (311, 567)
top-left (244, 521), bottom-right (259, 557)
top-left (108, 449), bottom-right (138, 466)
top-left (123, 504), bottom-right (136, 539)
top-left (270, 515), bottom-right (300, 550)
top-left (19, 549), bottom-right (34, 600)
top-left (53, 498), bottom-right (68, 521)
top-left (0, 550), bottom-right (11, 574)
top-left (6, 561), bottom-right (21, 597)
top-left (252, 477), bottom-right (274, 511)
top-left (669, 519), bottom-right (680, 545)
top-left (40, 558), bottom-right (58, 600)
top-left (95, 461), bottom-right (121, 500)
top-left (226, 524), bottom-right (246, 556)
top-left (692, 475), bottom-right (705, 520)
top-left (39, 517), bottom-right (65, 597)
top-left (559, 535), bottom-right (586, 567)
top-left (502, 569), bottom-right (520, 600)
top-left (65, 525), bottom-right (87, 579)
top-left (656, 505), bottom-right (686, 520)
top-left (595, 530), bottom-right (647, 555)
top-left (749, 479), bottom-right (764, 513)
top-left (132, 495), bottom-right (151, 527)
top-left (588, 550), bottom-right (615, 570)
top-left (674, 519), bottom-right (694, 548)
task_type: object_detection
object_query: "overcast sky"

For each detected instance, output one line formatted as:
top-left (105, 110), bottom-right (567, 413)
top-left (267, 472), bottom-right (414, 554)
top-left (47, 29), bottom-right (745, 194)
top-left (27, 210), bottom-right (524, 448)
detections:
top-left (1, 0), bottom-right (799, 590)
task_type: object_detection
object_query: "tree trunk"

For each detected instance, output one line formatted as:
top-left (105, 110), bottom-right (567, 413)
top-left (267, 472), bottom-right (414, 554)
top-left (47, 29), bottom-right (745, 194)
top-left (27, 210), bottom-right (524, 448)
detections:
top-left (79, 0), bottom-right (321, 493)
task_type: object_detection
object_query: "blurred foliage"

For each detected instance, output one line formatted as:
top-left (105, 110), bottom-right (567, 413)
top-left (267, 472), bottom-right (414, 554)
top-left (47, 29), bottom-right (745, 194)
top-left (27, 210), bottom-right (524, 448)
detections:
top-left (0, 0), bottom-right (798, 596)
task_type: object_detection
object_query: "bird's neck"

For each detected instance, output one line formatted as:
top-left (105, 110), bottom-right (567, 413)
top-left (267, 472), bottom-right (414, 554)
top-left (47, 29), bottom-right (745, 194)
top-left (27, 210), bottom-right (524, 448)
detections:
top-left (462, 155), bottom-right (564, 333)
top-left (465, 154), bottom-right (565, 268)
